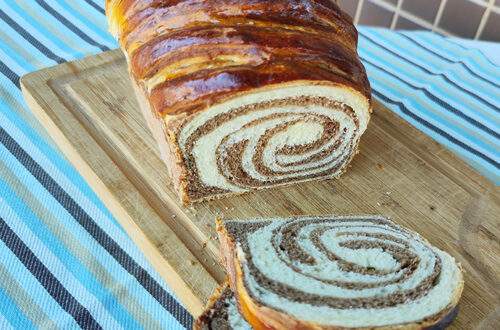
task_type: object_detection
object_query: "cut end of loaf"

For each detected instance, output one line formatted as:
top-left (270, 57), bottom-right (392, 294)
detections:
top-left (217, 215), bottom-right (464, 329)
top-left (167, 82), bottom-right (371, 204)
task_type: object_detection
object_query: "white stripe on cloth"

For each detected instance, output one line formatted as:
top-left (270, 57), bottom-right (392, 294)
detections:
top-left (0, 239), bottom-right (79, 329)
top-left (0, 108), bottom-right (172, 276)
top-left (0, 119), bottom-right (187, 329)
top-left (0, 311), bottom-right (14, 330)
top-left (0, 200), bottom-right (123, 329)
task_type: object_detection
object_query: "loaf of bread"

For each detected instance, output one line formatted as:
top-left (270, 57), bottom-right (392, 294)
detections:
top-left (194, 282), bottom-right (250, 330)
top-left (217, 215), bottom-right (463, 329)
top-left (106, 0), bottom-right (371, 204)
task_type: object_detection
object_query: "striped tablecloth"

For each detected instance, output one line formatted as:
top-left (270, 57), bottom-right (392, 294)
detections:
top-left (0, 1), bottom-right (498, 329)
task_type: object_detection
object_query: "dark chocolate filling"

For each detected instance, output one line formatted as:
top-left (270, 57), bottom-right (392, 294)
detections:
top-left (178, 96), bottom-right (360, 200)
top-left (229, 217), bottom-right (443, 310)
top-left (269, 221), bottom-right (427, 291)
top-left (216, 131), bottom-right (353, 188)
top-left (265, 223), bottom-right (421, 291)
top-left (310, 227), bottom-right (419, 276)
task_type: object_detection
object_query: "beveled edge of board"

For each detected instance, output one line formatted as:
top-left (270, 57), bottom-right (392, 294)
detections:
top-left (46, 55), bottom-right (226, 283)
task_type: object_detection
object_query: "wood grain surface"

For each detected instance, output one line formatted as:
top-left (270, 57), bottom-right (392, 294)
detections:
top-left (21, 50), bottom-right (499, 328)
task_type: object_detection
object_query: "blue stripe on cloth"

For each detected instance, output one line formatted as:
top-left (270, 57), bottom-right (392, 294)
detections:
top-left (0, 179), bottom-right (142, 329)
top-left (0, 2), bottom-right (190, 321)
top-left (2, 1), bottom-right (106, 57)
top-left (0, 8), bottom-right (64, 64)
top-left (0, 285), bottom-right (34, 329)
top-left (0, 40), bottom-right (37, 73)
top-left (366, 77), bottom-right (500, 181)
top-left (371, 87), bottom-right (500, 180)
top-left (0, 60), bottom-right (20, 88)
top-left (0, 100), bottom-right (186, 322)
top-left (0, 216), bottom-right (103, 329)
top-left (360, 29), bottom-right (499, 112)
top-left (0, 125), bottom-right (193, 329)
top-left (0, 238), bottom-right (80, 328)
top-left (358, 48), bottom-right (499, 158)
top-left (370, 33), bottom-right (500, 112)
top-left (83, 0), bottom-right (105, 15)
top-left (0, 96), bottom-right (129, 239)
top-left (32, 0), bottom-right (110, 52)
top-left (0, 85), bottom-right (132, 241)
top-left (50, 0), bottom-right (116, 45)
top-left (362, 53), bottom-right (499, 147)
top-left (441, 34), bottom-right (500, 68)
top-left (2, 0), bottom-right (86, 60)
top-left (0, 312), bottom-right (14, 330)
top-left (0, 76), bottom-right (183, 309)
top-left (371, 82), bottom-right (499, 171)
top-left (0, 111), bottom-right (191, 328)
top-left (357, 27), bottom-right (500, 183)
top-left (358, 47), bottom-right (500, 144)
top-left (396, 32), bottom-right (500, 87)
top-left (0, 121), bottom-right (186, 328)
top-left (0, 208), bottom-right (113, 328)
top-left (410, 31), bottom-right (500, 73)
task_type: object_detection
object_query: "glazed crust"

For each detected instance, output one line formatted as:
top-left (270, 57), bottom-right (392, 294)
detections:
top-left (106, 0), bottom-right (370, 117)
top-left (216, 218), bottom-right (464, 330)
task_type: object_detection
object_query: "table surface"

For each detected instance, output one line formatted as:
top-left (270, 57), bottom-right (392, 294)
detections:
top-left (0, 1), bottom-right (498, 329)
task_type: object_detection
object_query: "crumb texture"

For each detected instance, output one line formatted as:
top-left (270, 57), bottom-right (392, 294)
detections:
top-left (224, 215), bottom-right (463, 328)
top-left (177, 89), bottom-right (370, 201)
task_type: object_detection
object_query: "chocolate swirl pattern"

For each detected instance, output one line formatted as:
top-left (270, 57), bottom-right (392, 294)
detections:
top-left (176, 87), bottom-right (369, 200)
top-left (218, 216), bottom-right (464, 329)
top-left (106, 0), bottom-right (372, 203)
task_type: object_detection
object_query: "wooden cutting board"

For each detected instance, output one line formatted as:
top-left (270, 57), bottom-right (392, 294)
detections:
top-left (21, 49), bottom-right (499, 328)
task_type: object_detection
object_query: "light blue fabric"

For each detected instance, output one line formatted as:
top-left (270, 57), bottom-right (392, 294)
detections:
top-left (0, 1), bottom-right (191, 329)
top-left (358, 28), bottom-right (499, 183)
top-left (0, 1), bottom-right (498, 329)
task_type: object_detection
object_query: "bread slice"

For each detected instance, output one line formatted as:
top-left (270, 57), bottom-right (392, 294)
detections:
top-left (217, 215), bottom-right (464, 329)
top-left (194, 282), bottom-right (251, 330)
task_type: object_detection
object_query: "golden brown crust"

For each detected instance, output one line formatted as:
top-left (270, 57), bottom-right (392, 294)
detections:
top-left (216, 218), bottom-right (464, 330)
top-left (107, 0), bottom-right (371, 117)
